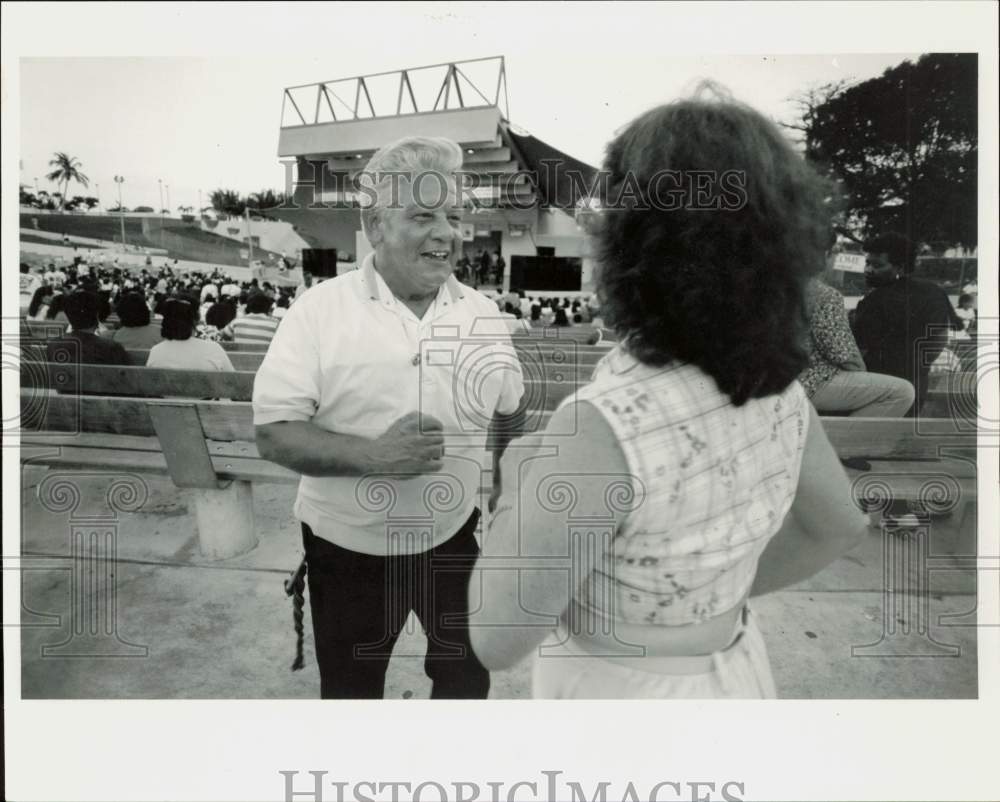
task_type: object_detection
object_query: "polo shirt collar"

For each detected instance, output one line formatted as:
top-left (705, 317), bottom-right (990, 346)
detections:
top-left (360, 252), bottom-right (465, 312)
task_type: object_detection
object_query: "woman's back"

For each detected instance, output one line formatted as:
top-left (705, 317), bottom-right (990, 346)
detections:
top-left (110, 323), bottom-right (162, 350)
top-left (146, 337), bottom-right (234, 372)
top-left (571, 346), bottom-right (809, 627)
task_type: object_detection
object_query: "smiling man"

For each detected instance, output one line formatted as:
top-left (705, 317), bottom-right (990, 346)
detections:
top-left (253, 137), bottom-right (525, 699)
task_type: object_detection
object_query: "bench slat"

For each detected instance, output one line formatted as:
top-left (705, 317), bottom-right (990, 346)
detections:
top-left (25, 362), bottom-right (255, 400)
top-left (22, 441), bottom-right (299, 484)
top-left (822, 417), bottom-right (975, 460)
top-left (23, 390), bottom-right (976, 460)
top-left (23, 393), bottom-right (257, 441)
top-left (118, 346), bottom-right (610, 372)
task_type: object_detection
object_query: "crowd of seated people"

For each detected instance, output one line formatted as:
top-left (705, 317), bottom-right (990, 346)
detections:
top-left (488, 290), bottom-right (601, 329)
top-left (21, 258), bottom-right (297, 368)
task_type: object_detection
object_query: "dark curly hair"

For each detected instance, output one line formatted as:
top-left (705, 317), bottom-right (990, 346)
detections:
top-left (115, 291), bottom-right (151, 327)
top-left (594, 84), bottom-right (832, 405)
top-left (160, 296), bottom-right (199, 341)
top-left (865, 231), bottom-right (916, 274)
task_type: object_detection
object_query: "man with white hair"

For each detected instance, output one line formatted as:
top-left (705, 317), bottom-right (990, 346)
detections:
top-left (254, 137), bottom-right (525, 699)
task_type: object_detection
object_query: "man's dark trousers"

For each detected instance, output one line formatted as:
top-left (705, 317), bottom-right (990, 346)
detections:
top-left (302, 509), bottom-right (490, 699)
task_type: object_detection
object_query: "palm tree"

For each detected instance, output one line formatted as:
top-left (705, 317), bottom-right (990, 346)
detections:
top-left (247, 189), bottom-right (288, 209)
top-left (45, 152), bottom-right (90, 212)
top-left (209, 188), bottom-right (246, 218)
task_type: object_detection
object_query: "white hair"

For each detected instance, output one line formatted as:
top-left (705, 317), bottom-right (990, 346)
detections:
top-left (357, 136), bottom-right (464, 217)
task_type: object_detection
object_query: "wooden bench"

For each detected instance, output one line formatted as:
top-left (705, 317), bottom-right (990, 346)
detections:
top-left (120, 345), bottom-right (610, 379)
top-left (24, 361), bottom-right (587, 412)
top-left (20, 319), bottom-right (69, 339)
top-left (19, 392), bottom-right (978, 562)
top-left (117, 347), bottom-right (979, 416)
top-left (210, 329), bottom-right (613, 352)
top-left (18, 346), bottom-right (979, 559)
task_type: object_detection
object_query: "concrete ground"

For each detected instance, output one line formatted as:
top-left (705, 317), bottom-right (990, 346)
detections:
top-left (18, 467), bottom-right (978, 699)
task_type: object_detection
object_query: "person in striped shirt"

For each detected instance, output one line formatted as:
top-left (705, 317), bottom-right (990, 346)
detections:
top-left (231, 292), bottom-right (279, 346)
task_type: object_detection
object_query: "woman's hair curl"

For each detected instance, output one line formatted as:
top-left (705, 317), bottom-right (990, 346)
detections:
top-left (594, 83), bottom-right (833, 405)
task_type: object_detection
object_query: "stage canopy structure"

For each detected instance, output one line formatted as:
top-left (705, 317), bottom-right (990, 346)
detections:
top-left (262, 56), bottom-right (598, 262)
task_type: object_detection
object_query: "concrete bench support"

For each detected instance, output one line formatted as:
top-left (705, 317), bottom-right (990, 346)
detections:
top-left (187, 481), bottom-right (257, 559)
top-left (148, 402), bottom-right (259, 559)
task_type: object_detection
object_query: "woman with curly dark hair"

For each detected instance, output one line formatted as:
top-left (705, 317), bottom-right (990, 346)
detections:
top-left (470, 85), bottom-right (868, 698)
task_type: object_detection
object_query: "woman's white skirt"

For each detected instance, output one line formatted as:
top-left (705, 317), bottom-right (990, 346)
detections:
top-left (532, 607), bottom-right (777, 699)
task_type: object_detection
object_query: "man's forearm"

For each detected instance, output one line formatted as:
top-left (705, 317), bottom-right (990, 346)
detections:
top-left (255, 420), bottom-right (375, 477)
top-left (488, 407), bottom-right (527, 460)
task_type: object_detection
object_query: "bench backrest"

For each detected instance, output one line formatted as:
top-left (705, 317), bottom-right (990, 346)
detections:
top-left (25, 362), bottom-right (256, 401)
top-left (123, 345), bottom-right (613, 372)
top-left (22, 392), bottom-right (256, 441)
top-left (20, 319), bottom-right (70, 339)
top-left (21, 386), bottom-right (974, 461)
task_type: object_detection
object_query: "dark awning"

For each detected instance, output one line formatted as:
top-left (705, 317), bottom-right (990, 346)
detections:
top-left (501, 120), bottom-right (599, 210)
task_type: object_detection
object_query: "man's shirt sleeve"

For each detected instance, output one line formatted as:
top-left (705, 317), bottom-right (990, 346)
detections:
top-left (495, 334), bottom-right (526, 415)
top-left (252, 299), bottom-right (321, 425)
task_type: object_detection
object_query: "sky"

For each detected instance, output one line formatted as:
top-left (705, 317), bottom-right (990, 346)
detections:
top-left (17, 46), bottom-right (917, 214)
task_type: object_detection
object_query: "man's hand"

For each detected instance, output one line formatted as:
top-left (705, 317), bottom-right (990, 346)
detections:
top-left (366, 411), bottom-right (445, 477)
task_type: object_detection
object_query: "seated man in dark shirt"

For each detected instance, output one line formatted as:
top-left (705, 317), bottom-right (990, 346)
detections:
top-left (851, 232), bottom-right (962, 417)
top-left (45, 290), bottom-right (133, 367)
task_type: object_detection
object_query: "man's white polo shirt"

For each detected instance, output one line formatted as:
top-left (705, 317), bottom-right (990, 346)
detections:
top-left (253, 254), bottom-right (525, 555)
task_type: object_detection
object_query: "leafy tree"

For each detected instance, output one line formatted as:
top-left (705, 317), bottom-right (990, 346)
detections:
top-left (134, 205), bottom-right (155, 213)
top-left (246, 189), bottom-right (289, 210)
top-left (36, 190), bottom-right (57, 211)
top-left (209, 188), bottom-right (246, 218)
top-left (19, 184), bottom-right (38, 207)
top-left (45, 152), bottom-right (90, 212)
top-left (83, 197), bottom-right (100, 210)
top-left (792, 53), bottom-right (976, 250)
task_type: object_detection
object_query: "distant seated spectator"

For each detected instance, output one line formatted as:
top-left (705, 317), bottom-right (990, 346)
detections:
top-left (231, 292), bottom-right (279, 346)
top-left (20, 263), bottom-right (43, 308)
top-left (206, 297), bottom-right (237, 329)
top-left (800, 277), bottom-right (913, 418)
top-left (953, 293), bottom-right (976, 339)
top-left (201, 297), bottom-right (237, 342)
top-left (27, 285), bottom-right (54, 320)
top-left (273, 294), bottom-right (290, 320)
top-left (295, 271), bottom-right (314, 300)
top-left (200, 294), bottom-right (216, 324)
top-left (551, 307), bottom-right (571, 327)
top-left (109, 291), bottom-right (162, 350)
top-left (46, 290), bottom-right (132, 366)
top-left (500, 309), bottom-right (530, 335)
top-left (146, 298), bottom-right (234, 372)
top-left (45, 293), bottom-right (70, 324)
